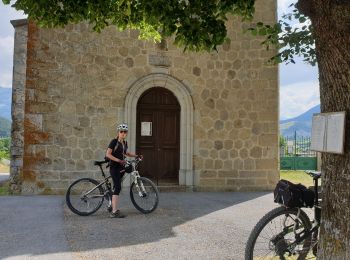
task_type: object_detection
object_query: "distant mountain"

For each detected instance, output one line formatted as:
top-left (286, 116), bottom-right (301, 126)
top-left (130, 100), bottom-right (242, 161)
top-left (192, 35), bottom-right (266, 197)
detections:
top-left (0, 116), bottom-right (11, 137)
top-left (280, 104), bottom-right (320, 137)
top-left (0, 87), bottom-right (12, 120)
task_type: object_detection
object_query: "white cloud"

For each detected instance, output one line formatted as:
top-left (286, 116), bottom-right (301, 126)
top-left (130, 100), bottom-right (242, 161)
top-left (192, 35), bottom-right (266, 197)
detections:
top-left (280, 80), bottom-right (320, 120)
top-left (279, 57), bottom-right (319, 86)
top-left (0, 4), bottom-right (26, 88)
top-left (0, 72), bottom-right (13, 87)
top-left (0, 36), bottom-right (14, 56)
top-left (0, 36), bottom-right (15, 87)
top-left (278, 0), bottom-right (296, 17)
top-left (0, 4), bottom-right (27, 37)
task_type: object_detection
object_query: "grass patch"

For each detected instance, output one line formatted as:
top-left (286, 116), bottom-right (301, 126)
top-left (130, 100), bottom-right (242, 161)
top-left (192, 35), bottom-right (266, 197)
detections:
top-left (0, 181), bottom-right (10, 195)
top-left (0, 163), bottom-right (9, 172)
top-left (280, 170), bottom-right (316, 187)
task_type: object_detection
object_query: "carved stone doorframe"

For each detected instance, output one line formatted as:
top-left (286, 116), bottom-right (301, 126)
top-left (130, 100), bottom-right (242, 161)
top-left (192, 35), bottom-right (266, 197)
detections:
top-left (123, 73), bottom-right (194, 186)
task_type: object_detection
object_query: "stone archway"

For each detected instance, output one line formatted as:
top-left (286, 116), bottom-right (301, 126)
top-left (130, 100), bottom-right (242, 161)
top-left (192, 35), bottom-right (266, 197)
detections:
top-left (124, 73), bottom-right (194, 186)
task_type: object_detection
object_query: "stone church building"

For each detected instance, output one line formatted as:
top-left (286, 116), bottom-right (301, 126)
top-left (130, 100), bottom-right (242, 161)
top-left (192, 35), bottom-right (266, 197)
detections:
top-left (9, 0), bottom-right (279, 194)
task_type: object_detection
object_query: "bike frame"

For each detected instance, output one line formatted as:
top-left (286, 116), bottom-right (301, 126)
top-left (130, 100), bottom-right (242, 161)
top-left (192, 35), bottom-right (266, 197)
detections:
top-left (82, 159), bottom-right (145, 199)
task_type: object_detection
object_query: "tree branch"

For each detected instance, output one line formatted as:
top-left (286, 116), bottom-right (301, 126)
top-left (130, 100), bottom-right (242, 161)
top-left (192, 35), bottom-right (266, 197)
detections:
top-left (295, 0), bottom-right (314, 17)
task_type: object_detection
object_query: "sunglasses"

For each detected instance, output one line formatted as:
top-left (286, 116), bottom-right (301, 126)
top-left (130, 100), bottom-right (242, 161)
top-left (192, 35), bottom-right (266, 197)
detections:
top-left (120, 131), bottom-right (128, 133)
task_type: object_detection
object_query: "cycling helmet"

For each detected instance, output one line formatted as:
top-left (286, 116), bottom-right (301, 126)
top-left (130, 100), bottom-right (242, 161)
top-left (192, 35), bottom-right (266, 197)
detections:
top-left (117, 123), bottom-right (128, 132)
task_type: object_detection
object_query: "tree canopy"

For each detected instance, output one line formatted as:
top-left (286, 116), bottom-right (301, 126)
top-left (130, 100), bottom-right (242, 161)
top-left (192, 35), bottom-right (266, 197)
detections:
top-left (3, 0), bottom-right (313, 64)
top-left (247, 4), bottom-right (315, 65)
top-left (4, 0), bottom-right (255, 52)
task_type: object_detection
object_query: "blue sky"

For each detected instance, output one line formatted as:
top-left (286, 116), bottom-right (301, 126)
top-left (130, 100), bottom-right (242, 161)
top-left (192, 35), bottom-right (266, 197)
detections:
top-left (0, 0), bottom-right (320, 120)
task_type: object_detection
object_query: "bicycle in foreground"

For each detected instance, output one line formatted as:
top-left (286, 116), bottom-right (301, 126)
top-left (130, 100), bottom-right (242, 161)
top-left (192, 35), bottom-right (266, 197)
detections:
top-left (66, 157), bottom-right (159, 216)
top-left (245, 170), bottom-right (321, 259)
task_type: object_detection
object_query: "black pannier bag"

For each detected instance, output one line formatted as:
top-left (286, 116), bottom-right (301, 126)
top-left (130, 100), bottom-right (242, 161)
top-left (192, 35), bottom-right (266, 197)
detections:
top-left (274, 179), bottom-right (315, 208)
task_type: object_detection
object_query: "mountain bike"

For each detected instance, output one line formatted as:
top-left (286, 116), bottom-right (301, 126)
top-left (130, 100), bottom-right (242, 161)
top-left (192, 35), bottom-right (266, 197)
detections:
top-left (245, 170), bottom-right (321, 259)
top-left (66, 157), bottom-right (159, 216)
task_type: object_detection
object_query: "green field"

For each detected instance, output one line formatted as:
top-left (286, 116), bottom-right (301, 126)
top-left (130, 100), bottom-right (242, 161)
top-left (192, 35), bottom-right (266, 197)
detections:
top-left (0, 181), bottom-right (9, 195)
top-left (280, 170), bottom-right (317, 187)
top-left (0, 161), bottom-right (10, 195)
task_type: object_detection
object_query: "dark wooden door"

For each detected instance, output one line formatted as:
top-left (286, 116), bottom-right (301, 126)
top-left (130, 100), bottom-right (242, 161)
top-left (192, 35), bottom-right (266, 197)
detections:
top-left (136, 87), bottom-right (180, 184)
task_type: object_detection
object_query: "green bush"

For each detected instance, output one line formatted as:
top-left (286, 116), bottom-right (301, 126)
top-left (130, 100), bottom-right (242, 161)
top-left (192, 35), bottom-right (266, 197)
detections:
top-left (0, 151), bottom-right (9, 160)
top-left (0, 138), bottom-right (10, 159)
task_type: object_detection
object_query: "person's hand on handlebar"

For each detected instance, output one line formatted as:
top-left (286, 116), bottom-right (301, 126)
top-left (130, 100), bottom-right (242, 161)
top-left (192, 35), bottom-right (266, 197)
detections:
top-left (137, 155), bottom-right (143, 160)
top-left (119, 160), bottom-right (127, 166)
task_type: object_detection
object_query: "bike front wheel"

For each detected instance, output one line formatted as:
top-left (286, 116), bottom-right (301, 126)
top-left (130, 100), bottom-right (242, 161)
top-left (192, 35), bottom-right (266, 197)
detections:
top-left (66, 178), bottom-right (105, 216)
top-left (245, 206), bottom-right (313, 260)
top-left (130, 177), bottom-right (159, 214)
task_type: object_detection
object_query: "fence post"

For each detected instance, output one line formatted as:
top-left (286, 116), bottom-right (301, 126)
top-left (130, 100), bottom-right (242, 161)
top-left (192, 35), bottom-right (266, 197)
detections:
top-left (317, 152), bottom-right (322, 171)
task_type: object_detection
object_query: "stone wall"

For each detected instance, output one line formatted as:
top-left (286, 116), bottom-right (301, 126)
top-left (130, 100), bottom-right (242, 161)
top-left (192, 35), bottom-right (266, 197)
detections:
top-left (10, 19), bottom-right (28, 193)
top-left (11, 0), bottom-right (279, 194)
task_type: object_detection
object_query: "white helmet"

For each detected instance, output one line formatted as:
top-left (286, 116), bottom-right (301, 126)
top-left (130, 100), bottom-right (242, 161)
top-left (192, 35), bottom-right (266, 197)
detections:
top-left (117, 123), bottom-right (128, 132)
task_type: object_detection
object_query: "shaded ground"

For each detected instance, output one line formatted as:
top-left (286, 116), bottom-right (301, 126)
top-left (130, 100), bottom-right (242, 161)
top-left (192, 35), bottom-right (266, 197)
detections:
top-left (0, 196), bottom-right (74, 260)
top-left (0, 192), bottom-right (277, 260)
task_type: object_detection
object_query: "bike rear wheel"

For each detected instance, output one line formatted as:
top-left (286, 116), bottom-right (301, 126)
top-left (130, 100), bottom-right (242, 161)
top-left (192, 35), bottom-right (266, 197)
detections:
top-left (66, 178), bottom-right (105, 216)
top-left (245, 206), bottom-right (313, 260)
top-left (130, 177), bottom-right (159, 214)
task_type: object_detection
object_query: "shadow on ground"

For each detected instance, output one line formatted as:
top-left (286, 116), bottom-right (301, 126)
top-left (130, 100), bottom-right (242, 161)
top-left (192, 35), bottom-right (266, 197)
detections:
top-left (0, 191), bottom-right (276, 259)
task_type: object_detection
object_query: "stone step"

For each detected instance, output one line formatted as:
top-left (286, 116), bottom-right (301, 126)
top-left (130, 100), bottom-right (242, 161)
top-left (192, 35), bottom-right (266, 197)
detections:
top-left (157, 185), bottom-right (190, 192)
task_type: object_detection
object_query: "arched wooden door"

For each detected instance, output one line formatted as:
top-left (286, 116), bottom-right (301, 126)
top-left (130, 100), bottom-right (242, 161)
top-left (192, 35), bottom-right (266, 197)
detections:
top-left (136, 87), bottom-right (180, 184)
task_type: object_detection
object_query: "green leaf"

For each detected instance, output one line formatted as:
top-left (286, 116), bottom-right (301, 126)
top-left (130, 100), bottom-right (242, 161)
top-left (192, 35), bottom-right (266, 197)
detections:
top-left (258, 27), bottom-right (267, 35)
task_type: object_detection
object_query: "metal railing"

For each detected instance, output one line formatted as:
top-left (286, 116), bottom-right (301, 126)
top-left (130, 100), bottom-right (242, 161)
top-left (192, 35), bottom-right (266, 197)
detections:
top-left (280, 132), bottom-right (316, 157)
top-left (280, 132), bottom-right (317, 170)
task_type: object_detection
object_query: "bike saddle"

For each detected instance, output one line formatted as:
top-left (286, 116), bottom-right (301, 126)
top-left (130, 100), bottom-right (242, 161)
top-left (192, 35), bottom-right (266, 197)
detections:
top-left (305, 170), bottom-right (321, 179)
top-left (94, 160), bottom-right (108, 166)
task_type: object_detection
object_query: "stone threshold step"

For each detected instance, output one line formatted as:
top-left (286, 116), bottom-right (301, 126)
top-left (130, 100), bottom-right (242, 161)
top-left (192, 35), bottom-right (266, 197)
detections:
top-left (156, 185), bottom-right (191, 192)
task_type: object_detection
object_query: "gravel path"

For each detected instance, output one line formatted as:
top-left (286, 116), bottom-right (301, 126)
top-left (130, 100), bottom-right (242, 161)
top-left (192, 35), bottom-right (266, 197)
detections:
top-left (64, 191), bottom-right (276, 260)
top-left (0, 196), bottom-right (74, 260)
top-left (0, 192), bottom-right (277, 260)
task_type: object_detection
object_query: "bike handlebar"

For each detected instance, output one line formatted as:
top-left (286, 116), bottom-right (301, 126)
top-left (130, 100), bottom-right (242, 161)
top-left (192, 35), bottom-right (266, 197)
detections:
top-left (125, 156), bottom-right (143, 165)
top-left (94, 156), bottom-right (142, 167)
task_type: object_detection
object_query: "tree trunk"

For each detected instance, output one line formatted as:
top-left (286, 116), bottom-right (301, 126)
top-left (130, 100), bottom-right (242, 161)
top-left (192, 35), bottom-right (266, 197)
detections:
top-left (297, 0), bottom-right (350, 258)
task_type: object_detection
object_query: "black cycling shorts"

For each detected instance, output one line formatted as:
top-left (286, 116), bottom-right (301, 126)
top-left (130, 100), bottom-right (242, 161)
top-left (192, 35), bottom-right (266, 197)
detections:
top-left (110, 166), bottom-right (125, 195)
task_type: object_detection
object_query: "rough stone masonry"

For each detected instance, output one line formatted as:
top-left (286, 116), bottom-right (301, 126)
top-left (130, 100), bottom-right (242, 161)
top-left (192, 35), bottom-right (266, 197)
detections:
top-left (10, 0), bottom-right (279, 194)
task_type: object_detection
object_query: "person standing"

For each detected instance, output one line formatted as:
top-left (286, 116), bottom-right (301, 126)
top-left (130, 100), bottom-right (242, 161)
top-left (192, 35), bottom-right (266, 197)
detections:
top-left (105, 123), bottom-right (140, 218)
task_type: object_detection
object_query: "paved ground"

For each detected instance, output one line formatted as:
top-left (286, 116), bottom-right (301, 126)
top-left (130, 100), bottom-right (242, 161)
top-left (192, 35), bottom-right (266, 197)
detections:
top-left (0, 172), bottom-right (9, 182)
top-left (0, 192), bottom-right (277, 260)
top-left (0, 196), bottom-right (74, 260)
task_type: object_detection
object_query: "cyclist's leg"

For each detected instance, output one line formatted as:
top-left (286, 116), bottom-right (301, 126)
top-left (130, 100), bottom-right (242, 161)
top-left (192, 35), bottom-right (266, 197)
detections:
top-left (110, 166), bottom-right (122, 213)
top-left (119, 171), bottom-right (126, 192)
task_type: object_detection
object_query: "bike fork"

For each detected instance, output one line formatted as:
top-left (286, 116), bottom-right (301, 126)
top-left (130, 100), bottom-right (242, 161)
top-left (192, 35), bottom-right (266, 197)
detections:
top-left (134, 178), bottom-right (146, 197)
